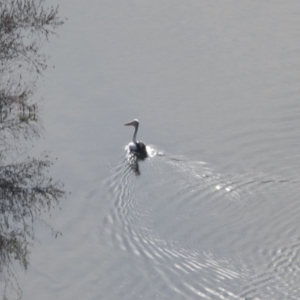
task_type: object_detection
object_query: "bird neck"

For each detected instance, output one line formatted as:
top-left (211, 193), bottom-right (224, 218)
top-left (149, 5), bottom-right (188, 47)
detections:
top-left (132, 124), bottom-right (138, 143)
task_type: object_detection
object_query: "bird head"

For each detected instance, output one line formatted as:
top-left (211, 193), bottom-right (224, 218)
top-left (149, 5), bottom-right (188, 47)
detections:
top-left (124, 119), bottom-right (139, 128)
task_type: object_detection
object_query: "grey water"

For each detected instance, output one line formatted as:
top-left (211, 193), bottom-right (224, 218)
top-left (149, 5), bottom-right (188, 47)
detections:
top-left (16, 0), bottom-right (300, 299)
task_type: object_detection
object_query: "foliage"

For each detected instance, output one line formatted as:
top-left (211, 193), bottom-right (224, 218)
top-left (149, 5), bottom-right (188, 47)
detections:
top-left (0, 87), bottom-right (41, 152)
top-left (0, 0), bottom-right (64, 74)
top-left (0, 154), bottom-right (66, 299)
top-left (0, 0), bottom-right (65, 298)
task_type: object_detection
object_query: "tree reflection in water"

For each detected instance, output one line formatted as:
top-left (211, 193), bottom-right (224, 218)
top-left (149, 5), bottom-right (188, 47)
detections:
top-left (0, 1), bottom-right (65, 298)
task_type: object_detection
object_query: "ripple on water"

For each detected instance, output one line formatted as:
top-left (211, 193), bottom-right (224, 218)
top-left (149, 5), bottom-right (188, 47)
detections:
top-left (239, 238), bottom-right (300, 299)
top-left (100, 148), bottom-right (300, 299)
top-left (101, 153), bottom-right (248, 297)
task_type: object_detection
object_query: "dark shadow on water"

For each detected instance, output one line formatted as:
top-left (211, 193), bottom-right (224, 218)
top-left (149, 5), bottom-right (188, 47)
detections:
top-left (126, 153), bottom-right (145, 176)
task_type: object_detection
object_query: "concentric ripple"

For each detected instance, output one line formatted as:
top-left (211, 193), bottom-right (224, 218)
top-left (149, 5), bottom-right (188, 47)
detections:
top-left (99, 150), bottom-right (300, 299)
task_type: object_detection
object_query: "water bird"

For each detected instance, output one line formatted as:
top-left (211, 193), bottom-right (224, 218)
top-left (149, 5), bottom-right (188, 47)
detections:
top-left (124, 119), bottom-right (148, 159)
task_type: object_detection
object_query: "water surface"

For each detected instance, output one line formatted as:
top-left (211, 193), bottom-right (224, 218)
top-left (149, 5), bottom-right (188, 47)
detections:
top-left (16, 1), bottom-right (300, 299)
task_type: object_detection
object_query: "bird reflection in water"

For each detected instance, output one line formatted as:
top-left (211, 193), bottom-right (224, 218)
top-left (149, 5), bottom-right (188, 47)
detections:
top-left (125, 152), bottom-right (142, 175)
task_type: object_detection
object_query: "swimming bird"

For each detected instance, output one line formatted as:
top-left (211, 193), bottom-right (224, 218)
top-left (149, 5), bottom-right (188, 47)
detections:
top-left (124, 119), bottom-right (148, 159)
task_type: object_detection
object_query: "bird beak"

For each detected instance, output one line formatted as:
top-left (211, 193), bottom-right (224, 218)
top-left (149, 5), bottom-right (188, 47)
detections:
top-left (124, 121), bottom-right (134, 126)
